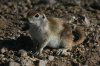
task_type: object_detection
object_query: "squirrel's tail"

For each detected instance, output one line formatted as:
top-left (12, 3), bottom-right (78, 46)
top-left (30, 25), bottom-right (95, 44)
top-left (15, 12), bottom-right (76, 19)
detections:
top-left (73, 26), bottom-right (85, 45)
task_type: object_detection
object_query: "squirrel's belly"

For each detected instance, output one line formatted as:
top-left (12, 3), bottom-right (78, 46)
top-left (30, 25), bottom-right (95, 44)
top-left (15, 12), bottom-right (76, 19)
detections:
top-left (47, 35), bottom-right (61, 48)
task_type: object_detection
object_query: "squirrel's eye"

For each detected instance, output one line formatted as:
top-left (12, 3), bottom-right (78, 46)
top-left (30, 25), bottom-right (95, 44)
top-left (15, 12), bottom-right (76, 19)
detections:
top-left (35, 13), bottom-right (39, 18)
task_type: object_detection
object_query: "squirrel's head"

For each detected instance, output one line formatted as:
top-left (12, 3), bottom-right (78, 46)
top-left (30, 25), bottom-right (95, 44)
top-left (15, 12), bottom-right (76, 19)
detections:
top-left (28, 12), bottom-right (47, 27)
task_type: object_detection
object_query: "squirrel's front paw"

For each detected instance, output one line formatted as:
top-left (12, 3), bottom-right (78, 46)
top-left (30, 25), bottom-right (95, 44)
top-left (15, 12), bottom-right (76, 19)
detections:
top-left (33, 51), bottom-right (40, 55)
top-left (33, 50), bottom-right (43, 56)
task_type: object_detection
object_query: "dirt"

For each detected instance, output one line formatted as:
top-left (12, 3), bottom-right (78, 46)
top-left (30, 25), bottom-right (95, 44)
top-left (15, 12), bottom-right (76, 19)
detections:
top-left (0, 0), bottom-right (100, 66)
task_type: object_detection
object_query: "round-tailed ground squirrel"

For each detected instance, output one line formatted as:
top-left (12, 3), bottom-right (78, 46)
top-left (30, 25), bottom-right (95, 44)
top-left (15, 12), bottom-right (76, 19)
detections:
top-left (27, 12), bottom-right (85, 55)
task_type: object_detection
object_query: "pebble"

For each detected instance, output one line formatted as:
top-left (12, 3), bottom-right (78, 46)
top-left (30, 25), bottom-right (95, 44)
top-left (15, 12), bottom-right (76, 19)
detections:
top-left (39, 60), bottom-right (48, 66)
top-left (0, 47), bottom-right (7, 53)
top-left (18, 49), bottom-right (28, 58)
top-left (0, 54), bottom-right (5, 58)
top-left (84, 16), bottom-right (90, 27)
top-left (9, 61), bottom-right (20, 66)
top-left (20, 58), bottom-right (34, 66)
top-left (48, 55), bottom-right (54, 61)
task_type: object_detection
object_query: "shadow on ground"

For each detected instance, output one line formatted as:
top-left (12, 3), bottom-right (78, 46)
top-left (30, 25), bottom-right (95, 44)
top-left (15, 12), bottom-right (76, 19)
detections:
top-left (0, 35), bottom-right (36, 51)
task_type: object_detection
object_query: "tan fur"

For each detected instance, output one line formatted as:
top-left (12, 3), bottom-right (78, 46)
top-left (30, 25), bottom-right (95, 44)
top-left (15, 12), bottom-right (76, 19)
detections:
top-left (73, 26), bottom-right (85, 45)
top-left (28, 12), bottom-right (85, 55)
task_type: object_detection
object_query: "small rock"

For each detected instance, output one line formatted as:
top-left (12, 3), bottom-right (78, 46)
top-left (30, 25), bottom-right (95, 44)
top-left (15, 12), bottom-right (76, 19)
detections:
top-left (0, 47), bottom-right (8, 53)
top-left (0, 17), bottom-right (8, 29)
top-left (27, 0), bottom-right (31, 4)
top-left (63, 52), bottom-right (71, 56)
top-left (1, 58), bottom-right (7, 62)
top-left (9, 61), bottom-right (20, 66)
top-left (21, 59), bottom-right (33, 66)
top-left (26, 60), bottom-right (33, 66)
top-left (48, 55), bottom-right (54, 61)
top-left (39, 60), bottom-right (48, 66)
top-left (0, 54), bottom-right (5, 58)
top-left (18, 49), bottom-right (28, 58)
top-left (84, 16), bottom-right (90, 27)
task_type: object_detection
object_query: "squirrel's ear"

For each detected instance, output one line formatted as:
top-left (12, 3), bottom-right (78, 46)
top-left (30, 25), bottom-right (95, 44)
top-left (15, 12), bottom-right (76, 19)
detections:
top-left (34, 13), bottom-right (40, 18)
top-left (42, 14), bottom-right (46, 19)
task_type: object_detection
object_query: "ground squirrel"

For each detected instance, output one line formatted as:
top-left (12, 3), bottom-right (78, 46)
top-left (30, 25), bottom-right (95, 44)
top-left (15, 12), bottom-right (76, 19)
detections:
top-left (27, 12), bottom-right (85, 55)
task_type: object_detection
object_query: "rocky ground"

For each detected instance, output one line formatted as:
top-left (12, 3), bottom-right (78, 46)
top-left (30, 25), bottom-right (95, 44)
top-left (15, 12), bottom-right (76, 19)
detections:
top-left (0, 0), bottom-right (100, 66)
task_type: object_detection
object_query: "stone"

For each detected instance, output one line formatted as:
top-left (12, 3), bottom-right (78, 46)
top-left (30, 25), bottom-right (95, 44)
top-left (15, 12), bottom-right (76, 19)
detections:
top-left (18, 49), bottom-right (28, 58)
top-left (48, 55), bottom-right (54, 61)
top-left (39, 60), bottom-right (48, 66)
top-left (9, 61), bottom-right (20, 66)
